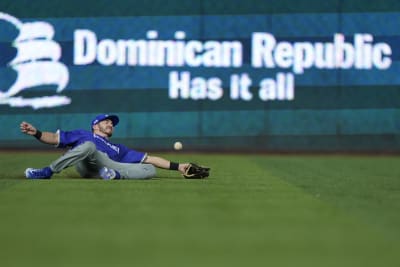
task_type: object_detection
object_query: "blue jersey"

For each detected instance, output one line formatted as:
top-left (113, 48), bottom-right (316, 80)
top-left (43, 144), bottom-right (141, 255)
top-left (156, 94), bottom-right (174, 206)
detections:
top-left (57, 129), bottom-right (146, 163)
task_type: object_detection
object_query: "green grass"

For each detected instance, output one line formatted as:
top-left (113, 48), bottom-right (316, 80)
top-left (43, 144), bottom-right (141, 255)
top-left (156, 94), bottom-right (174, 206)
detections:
top-left (0, 151), bottom-right (399, 267)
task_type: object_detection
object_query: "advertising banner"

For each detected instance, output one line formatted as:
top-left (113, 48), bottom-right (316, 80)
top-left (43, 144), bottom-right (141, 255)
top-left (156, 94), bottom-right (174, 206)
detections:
top-left (0, 1), bottom-right (399, 151)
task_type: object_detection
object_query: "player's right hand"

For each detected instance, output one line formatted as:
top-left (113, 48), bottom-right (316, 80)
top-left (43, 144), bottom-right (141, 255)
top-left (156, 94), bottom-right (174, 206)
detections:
top-left (20, 121), bottom-right (36, 136)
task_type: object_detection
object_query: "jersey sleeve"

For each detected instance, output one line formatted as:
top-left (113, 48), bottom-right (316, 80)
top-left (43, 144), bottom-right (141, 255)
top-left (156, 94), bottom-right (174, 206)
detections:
top-left (57, 129), bottom-right (92, 148)
top-left (118, 144), bottom-right (147, 163)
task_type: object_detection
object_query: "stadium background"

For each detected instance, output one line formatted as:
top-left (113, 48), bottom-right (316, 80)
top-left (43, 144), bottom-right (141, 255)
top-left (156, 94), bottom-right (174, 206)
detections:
top-left (0, 0), bottom-right (399, 152)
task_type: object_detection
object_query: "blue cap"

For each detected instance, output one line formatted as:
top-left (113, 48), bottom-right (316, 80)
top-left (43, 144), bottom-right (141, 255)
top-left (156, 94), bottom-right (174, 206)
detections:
top-left (91, 114), bottom-right (119, 127)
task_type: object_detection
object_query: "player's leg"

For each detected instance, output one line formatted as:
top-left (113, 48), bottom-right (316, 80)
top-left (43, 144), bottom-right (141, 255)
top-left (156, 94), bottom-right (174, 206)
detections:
top-left (50, 141), bottom-right (98, 173)
top-left (25, 141), bottom-right (156, 179)
top-left (94, 151), bottom-right (156, 179)
top-left (75, 157), bottom-right (99, 178)
top-left (25, 141), bottom-right (98, 179)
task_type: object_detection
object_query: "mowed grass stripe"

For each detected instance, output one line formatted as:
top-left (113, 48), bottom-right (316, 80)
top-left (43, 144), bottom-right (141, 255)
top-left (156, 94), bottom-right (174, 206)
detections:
top-left (0, 152), bottom-right (399, 267)
top-left (253, 155), bottom-right (400, 233)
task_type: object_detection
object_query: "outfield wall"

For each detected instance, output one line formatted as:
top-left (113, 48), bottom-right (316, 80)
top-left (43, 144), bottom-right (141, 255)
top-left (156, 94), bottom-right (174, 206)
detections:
top-left (0, 0), bottom-right (399, 152)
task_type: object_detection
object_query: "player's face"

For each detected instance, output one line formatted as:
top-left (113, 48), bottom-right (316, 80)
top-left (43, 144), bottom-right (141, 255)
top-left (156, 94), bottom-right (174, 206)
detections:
top-left (95, 119), bottom-right (114, 137)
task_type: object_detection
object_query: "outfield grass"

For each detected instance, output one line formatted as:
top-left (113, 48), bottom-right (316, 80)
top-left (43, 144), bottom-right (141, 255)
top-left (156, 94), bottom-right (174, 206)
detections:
top-left (0, 151), bottom-right (399, 267)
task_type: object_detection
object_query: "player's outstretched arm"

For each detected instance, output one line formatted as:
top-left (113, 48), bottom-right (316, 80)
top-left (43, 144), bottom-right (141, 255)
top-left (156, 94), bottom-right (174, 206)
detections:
top-left (143, 155), bottom-right (189, 174)
top-left (20, 121), bottom-right (59, 145)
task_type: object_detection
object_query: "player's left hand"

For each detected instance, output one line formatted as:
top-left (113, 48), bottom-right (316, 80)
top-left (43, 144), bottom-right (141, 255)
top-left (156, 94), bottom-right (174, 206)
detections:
top-left (178, 163), bottom-right (190, 174)
top-left (182, 163), bottom-right (210, 179)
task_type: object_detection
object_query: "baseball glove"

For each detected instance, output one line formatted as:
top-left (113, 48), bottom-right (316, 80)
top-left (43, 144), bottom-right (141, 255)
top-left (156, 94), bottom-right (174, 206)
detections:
top-left (183, 163), bottom-right (210, 179)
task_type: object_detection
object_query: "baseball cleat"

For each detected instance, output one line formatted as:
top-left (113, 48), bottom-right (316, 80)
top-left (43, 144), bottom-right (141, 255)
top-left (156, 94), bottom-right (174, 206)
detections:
top-left (25, 167), bottom-right (53, 179)
top-left (99, 167), bottom-right (120, 180)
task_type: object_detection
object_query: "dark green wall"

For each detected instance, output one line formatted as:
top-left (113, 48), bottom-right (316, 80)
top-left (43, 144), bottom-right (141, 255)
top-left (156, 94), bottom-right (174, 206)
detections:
top-left (2, 0), bottom-right (400, 17)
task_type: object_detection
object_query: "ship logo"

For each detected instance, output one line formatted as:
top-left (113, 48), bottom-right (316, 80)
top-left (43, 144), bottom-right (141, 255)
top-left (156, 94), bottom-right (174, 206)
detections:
top-left (0, 12), bottom-right (71, 109)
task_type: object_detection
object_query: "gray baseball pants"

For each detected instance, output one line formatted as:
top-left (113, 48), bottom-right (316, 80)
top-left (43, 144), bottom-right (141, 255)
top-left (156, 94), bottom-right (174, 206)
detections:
top-left (49, 141), bottom-right (156, 179)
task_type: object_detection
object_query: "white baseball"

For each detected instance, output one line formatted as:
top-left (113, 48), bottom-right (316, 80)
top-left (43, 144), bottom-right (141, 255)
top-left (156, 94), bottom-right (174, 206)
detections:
top-left (174, 141), bottom-right (183, 150)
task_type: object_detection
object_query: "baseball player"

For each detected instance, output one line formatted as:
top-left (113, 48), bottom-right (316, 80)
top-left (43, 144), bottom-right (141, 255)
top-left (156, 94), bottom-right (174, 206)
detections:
top-left (20, 114), bottom-right (209, 180)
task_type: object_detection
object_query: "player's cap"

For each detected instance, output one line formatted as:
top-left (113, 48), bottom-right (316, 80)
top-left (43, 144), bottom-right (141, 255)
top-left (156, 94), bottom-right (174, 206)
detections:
top-left (91, 114), bottom-right (119, 127)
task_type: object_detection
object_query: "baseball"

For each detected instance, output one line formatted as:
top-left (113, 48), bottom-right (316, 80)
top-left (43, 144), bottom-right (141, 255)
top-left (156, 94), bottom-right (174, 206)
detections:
top-left (173, 141), bottom-right (183, 150)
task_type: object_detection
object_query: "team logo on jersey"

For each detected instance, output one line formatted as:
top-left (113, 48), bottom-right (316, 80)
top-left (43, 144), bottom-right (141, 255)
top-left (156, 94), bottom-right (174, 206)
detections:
top-left (0, 12), bottom-right (70, 109)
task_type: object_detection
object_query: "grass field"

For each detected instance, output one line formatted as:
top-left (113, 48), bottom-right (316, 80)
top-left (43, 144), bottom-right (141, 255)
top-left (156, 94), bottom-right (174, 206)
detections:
top-left (0, 151), bottom-right (399, 267)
